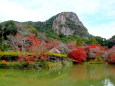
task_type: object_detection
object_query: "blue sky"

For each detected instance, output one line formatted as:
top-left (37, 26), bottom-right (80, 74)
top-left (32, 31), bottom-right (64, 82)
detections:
top-left (0, 0), bottom-right (115, 39)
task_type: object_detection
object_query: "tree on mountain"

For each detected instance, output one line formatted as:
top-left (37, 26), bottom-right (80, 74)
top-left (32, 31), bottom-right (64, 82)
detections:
top-left (94, 36), bottom-right (105, 46)
top-left (108, 35), bottom-right (115, 48)
top-left (90, 37), bottom-right (98, 44)
top-left (76, 37), bottom-right (84, 46)
top-left (0, 21), bottom-right (17, 39)
top-left (7, 33), bottom-right (27, 51)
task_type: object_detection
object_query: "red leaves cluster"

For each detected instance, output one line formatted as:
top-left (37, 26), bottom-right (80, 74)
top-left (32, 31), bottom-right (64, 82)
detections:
top-left (27, 34), bottom-right (42, 52)
top-left (105, 46), bottom-right (115, 63)
top-left (38, 53), bottom-right (48, 60)
top-left (67, 46), bottom-right (87, 63)
top-left (12, 33), bottom-right (41, 51)
top-left (28, 34), bottom-right (41, 45)
top-left (85, 44), bottom-right (99, 50)
top-left (44, 39), bottom-right (60, 50)
top-left (17, 55), bottom-right (35, 63)
top-left (85, 44), bottom-right (104, 59)
top-left (10, 33), bottom-right (115, 64)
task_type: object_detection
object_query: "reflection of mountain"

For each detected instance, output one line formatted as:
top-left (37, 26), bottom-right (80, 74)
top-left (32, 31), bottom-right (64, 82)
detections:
top-left (69, 64), bottom-right (115, 86)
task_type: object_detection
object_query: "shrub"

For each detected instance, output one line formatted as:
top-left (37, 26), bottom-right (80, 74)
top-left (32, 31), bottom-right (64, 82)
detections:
top-left (85, 45), bottom-right (104, 59)
top-left (67, 46), bottom-right (87, 63)
top-left (104, 46), bottom-right (115, 63)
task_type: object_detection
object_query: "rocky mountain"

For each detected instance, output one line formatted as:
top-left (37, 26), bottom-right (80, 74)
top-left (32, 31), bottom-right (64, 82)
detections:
top-left (0, 12), bottom-right (90, 43)
top-left (26, 12), bottom-right (89, 38)
top-left (52, 12), bottom-right (89, 37)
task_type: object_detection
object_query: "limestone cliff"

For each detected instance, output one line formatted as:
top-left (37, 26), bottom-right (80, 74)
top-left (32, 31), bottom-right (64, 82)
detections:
top-left (52, 12), bottom-right (89, 38)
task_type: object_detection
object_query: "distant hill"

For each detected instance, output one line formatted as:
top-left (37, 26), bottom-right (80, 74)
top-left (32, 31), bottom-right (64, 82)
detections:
top-left (0, 12), bottom-right (114, 47)
top-left (25, 12), bottom-right (90, 39)
top-left (0, 20), bottom-right (37, 39)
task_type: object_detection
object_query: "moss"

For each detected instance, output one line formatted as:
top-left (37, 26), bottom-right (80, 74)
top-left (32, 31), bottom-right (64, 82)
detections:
top-left (0, 51), bottom-right (67, 58)
top-left (48, 52), bottom-right (67, 58)
top-left (0, 51), bottom-right (36, 56)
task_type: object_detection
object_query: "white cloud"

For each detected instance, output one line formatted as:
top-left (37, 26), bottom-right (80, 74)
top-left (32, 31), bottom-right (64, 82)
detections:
top-left (86, 22), bottom-right (115, 39)
top-left (0, 0), bottom-right (115, 21)
top-left (0, 0), bottom-right (102, 21)
top-left (0, 0), bottom-right (115, 38)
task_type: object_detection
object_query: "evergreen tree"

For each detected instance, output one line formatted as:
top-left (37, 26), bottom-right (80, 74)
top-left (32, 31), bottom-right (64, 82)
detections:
top-left (90, 37), bottom-right (98, 44)
top-left (76, 37), bottom-right (84, 46)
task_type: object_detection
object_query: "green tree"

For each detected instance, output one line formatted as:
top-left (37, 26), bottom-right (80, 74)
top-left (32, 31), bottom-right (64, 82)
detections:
top-left (107, 35), bottom-right (115, 48)
top-left (0, 20), bottom-right (17, 39)
top-left (1, 43), bottom-right (9, 51)
top-left (94, 36), bottom-right (105, 46)
top-left (90, 37), bottom-right (98, 44)
top-left (76, 37), bottom-right (84, 46)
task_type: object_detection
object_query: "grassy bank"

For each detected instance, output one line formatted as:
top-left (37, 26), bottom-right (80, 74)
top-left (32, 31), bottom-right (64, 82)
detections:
top-left (0, 51), bottom-right (67, 58)
top-left (0, 61), bottom-right (73, 70)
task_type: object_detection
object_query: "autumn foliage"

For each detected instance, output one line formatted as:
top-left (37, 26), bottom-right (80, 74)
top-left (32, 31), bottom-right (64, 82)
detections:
top-left (3, 33), bottom-right (115, 64)
top-left (104, 46), bottom-right (115, 63)
top-left (85, 44), bottom-right (105, 59)
top-left (67, 46), bottom-right (87, 63)
top-left (2, 60), bottom-right (8, 64)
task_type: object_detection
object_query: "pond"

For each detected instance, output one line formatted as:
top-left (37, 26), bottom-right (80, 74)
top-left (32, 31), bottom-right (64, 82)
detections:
top-left (0, 64), bottom-right (115, 86)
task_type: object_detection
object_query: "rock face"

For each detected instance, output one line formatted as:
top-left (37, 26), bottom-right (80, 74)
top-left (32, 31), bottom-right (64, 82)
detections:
top-left (52, 12), bottom-right (89, 38)
top-left (25, 12), bottom-right (90, 38)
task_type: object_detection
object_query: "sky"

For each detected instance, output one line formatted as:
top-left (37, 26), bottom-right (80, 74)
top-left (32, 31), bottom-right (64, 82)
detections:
top-left (0, 0), bottom-right (115, 39)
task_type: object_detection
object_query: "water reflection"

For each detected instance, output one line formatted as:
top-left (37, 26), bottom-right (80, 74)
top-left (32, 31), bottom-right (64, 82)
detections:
top-left (0, 64), bottom-right (115, 86)
top-left (69, 64), bottom-right (115, 86)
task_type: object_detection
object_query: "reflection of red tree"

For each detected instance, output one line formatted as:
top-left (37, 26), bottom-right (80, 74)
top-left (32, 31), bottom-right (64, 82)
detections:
top-left (67, 46), bottom-right (87, 63)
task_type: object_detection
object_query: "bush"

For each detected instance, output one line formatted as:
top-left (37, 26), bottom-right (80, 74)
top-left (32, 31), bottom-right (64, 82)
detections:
top-left (104, 46), bottom-right (115, 63)
top-left (85, 45), bottom-right (104, 59)
top-left (67, 46), bottom-right (87, 63)
top-left (0, 62), bottom-right (41, 69)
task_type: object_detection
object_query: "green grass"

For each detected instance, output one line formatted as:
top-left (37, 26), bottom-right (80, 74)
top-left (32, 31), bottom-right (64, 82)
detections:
top-left (48, 52), bottom-right (67, 58)
top-left (0, 51), bottom-right (34, 56)
top-left (0, 51), bottom-right (67, 57)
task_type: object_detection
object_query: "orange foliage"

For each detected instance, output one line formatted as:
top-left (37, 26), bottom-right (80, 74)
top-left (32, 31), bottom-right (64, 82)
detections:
top-left (2, 60), bottom-right (8, 64)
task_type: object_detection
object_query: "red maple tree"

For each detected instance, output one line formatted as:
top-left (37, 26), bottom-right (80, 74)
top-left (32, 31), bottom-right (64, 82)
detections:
top-left (85, 44), bottom-right (105, 59)
top-left (104, 46), bottom-right (115, 63)
top-left (67, 46), bottom-right (87, 63)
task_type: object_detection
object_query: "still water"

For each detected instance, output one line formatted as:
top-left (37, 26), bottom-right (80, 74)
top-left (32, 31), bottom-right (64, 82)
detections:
top-left (0, 64), bottom-right (115, 86)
